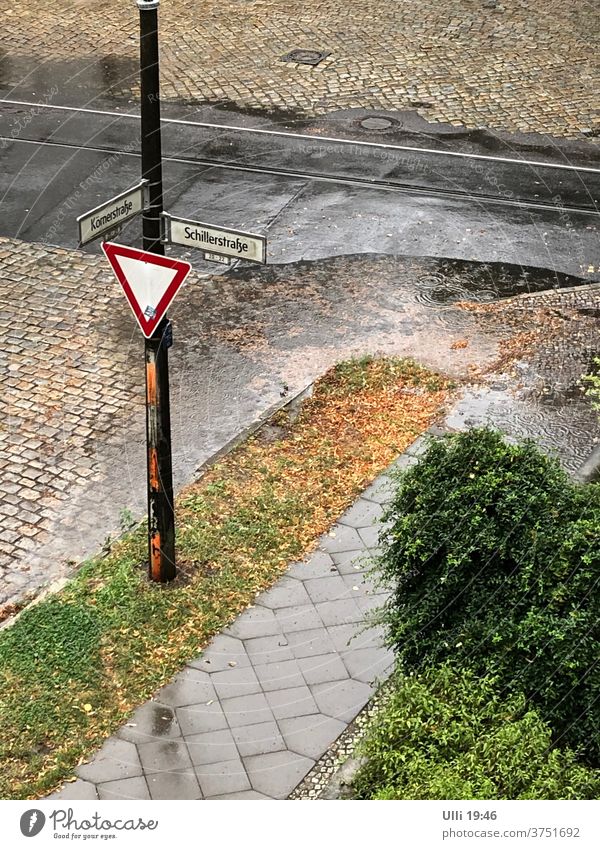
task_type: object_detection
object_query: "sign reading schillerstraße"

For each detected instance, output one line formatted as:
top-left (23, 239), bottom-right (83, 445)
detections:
top-left (77, 180), bottom-right (148, 246)
top-left (161, 213), bottom-right (267, 263)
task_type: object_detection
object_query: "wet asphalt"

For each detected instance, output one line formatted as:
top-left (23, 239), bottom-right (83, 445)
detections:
top-left (0, 63), bottom-right (599, 279)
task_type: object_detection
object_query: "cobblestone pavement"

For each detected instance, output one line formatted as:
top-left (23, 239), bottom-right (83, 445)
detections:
top-left (467, 283), bottom-right (600, 402)
top-left (2, 234), bottom-right (600, 614)
top-left (0, 240), bottom-right (136, 602)
top-left (2, 0), bottom-right (599, 139)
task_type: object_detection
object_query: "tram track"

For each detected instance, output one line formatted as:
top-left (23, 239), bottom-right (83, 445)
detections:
top-left (1, 130), bottom-right (599, 219)
top-left (2, 97), bottom-right (599, 174)
top-left (1, 97), bottom-right (599, 273)
top-left (1, 98), bottom-right (599, 217)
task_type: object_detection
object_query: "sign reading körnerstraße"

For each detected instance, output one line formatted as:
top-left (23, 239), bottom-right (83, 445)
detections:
top-left (162, 213), bottom-right (267, 263)
top-left (77, 181), bottom-right (148, 246)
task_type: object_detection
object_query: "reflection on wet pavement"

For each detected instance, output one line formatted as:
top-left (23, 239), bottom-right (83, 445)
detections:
top-left (0, 54), bottom-right (138, 104)
top-left (1, 239), bottom-right (598, 613)
top-left (413, 260), bottom-right (584, 307)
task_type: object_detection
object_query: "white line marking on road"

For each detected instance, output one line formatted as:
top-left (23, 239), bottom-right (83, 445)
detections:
top-left (3, 134), bottom-right (598, 218)
top-left (1, 98), bottom-right (599, 175)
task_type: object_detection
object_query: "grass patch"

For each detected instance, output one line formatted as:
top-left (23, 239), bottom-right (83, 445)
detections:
top-left (0, 357), bottom-right (451, 799)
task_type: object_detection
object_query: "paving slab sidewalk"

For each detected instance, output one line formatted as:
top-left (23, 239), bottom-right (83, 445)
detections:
top-left (44, 361), bottom-right (600, 802)
top-left (46, 445), bottom-right (427, 801)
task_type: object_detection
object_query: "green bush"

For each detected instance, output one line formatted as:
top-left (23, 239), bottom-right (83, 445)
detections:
top-left (374, 428), bottom-right (600, 763)
top-left (583, 358), bottom-right (600, 412)
top-left (353, 666), bottom-right (600, 800)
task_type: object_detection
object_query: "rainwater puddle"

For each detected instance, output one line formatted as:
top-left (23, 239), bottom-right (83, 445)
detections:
top-left (150, 705), bottom-right (176, 737)
top-left (414, 259), bottom-right (587, 307)
top-left (0, 53), bottom-right (138, 104)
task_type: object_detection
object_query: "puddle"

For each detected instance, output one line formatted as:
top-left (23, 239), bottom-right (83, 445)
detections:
top-left (201, 97), bottom-right (306, 127)
top-left (150, 704), bottom-right (176, 736)
top-left (414, 259), bottom-right (587, 307)
top-left (0, 52), bottom-right (138, 104)
top-left (225, 254), bottom-right (592, 314)
top-left (447, 387), bottom-right (598, 474)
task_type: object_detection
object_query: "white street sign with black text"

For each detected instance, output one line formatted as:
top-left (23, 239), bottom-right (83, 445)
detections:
top-left (77, 180), bottom-right (148, 246)
top-left (161, 213), bottom-right (267, 264)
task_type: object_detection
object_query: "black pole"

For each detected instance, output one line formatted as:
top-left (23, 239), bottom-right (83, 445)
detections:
top-left (138, 0), bottom-right (176, 582)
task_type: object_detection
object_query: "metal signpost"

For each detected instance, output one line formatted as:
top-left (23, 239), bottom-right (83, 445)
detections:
top-left (78, 0), bottom-right (269, 585)
top-left (137, 0), bottom-right (176, 583)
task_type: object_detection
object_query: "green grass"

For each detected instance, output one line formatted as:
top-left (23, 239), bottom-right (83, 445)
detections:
top-left (0, 356), bottom-right (451, 799)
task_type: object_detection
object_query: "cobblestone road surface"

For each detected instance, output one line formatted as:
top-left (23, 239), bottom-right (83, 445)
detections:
top-left (2, 0), bottom-right (599, 139)
top-left (0, 239), bottom-right (140, 603)
top-left (0, 238), bottom-right (499, 611)
top-left (2, 234), bottom-right (599, 614)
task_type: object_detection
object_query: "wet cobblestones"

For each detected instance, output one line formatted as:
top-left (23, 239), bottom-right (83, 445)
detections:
top-left (1, 235), bottom-right (599, 614)
top-left (2, 0), bottom-right (599, 140)
top-left (0, 239), bottom-right (143, 603)
top-left (464, 283), bottom-right (600, 406)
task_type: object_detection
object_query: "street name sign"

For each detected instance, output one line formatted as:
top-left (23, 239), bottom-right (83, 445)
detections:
top-left (78, 181), bottom-right (149, 246)
top-left (102, 242), bottom-right (191, 338)
top-left (161, 213), bottom-right (267, 264)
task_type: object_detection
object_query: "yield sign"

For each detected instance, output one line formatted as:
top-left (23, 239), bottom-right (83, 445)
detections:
top-left (102, 242), bottom-right (191, 338)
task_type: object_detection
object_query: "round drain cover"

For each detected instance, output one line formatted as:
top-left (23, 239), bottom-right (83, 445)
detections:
top-left (292, 50), bottom-right (320, 62)
top-left (281, 49), bottom-right (331, 66)
top-left (360, 117), bottom-right (394, 130)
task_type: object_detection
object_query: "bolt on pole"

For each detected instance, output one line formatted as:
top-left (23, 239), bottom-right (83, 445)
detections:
top-left (138, 0), bottom-right (176, 582)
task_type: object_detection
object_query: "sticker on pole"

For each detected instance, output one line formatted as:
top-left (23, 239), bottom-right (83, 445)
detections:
top-left (102, 242), bottom-right (191, 338)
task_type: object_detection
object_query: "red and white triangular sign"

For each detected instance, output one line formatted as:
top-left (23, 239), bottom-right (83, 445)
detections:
top-left (102, 242), bottom-right (192, 338)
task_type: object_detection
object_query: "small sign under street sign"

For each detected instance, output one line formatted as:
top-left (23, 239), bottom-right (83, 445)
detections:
top-left (77, 180), bottom-right (149, 246)
top-left (204, 252), bottom-right (231, 265)
top-left (102, 242), bottom-right (191, 338)
top-left (161, 212), bottom-right (267, 264)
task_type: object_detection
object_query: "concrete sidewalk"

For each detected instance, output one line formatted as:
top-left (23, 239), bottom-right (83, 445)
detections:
top-left (47, 445), bottom-right (425, 800)
top-left (45, 362), bottom-right (599, 801)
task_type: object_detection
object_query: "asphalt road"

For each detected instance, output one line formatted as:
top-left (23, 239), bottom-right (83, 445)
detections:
top-left (1, 99), bottom-right (599, 279)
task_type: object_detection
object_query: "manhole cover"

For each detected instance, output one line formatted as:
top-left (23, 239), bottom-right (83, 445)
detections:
top-left (360, 116), bottom-right (394, 130)
top-left (281, 49), bottom-right (330, 66)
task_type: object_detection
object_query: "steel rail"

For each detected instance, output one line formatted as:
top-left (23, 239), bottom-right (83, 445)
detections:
top-left (2, 134), bottom-right (599, 218)
top-left (1, 97), bottom-right (599, 175)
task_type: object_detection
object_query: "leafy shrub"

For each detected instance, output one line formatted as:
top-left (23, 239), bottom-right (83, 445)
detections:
top-left (374, 428), bottom-right (600, 763)
top-left (582, 358), bottom-right (600, 412)
top-left (353, 666), bottom-right (600, 800)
